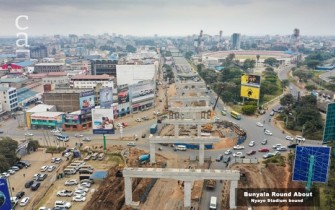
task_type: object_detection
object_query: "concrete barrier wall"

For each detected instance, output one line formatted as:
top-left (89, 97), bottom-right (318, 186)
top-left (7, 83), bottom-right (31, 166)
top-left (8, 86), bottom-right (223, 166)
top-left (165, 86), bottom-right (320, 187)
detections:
top-left (232, 158), bottom-right (258, 164)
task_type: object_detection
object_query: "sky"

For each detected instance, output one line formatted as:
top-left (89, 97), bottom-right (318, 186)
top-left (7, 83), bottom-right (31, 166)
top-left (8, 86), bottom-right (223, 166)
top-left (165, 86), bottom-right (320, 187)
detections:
top-left (0, 0), bottom-right (334, 37)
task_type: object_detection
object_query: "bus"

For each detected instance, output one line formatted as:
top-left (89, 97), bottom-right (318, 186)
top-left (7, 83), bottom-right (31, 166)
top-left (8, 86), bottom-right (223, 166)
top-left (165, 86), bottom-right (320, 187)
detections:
top-left (55, 134), bottom-right (69, 142)
top-left (230, 111), bottom-right (241, 120)
top-left (221, 110), bottom-right (227, 116)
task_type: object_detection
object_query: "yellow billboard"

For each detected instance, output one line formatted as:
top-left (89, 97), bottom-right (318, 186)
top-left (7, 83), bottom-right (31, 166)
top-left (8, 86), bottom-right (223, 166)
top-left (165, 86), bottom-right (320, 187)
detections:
top-left (241, 85), bottom-right (260, 100)
top-left (241, 74), bottom-right (261, 87)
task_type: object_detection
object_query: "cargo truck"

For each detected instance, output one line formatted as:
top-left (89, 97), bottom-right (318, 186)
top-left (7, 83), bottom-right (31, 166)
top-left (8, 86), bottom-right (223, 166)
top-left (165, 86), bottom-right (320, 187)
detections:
top-left (150, 123), bottom-right (157, 134)
top-left (139, 154), bottom-right (150, 164)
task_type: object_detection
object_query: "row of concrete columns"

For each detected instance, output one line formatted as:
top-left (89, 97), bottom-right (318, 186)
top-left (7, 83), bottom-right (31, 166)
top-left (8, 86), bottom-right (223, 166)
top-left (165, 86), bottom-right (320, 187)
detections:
top-left (124, 176), bottom-right (238, 209)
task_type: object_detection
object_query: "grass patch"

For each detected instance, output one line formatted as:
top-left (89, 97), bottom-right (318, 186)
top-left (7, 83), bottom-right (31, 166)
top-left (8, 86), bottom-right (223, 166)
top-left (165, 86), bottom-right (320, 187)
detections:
top-left (45, 146), bottom-right (66, 153)
top-left (263, 155), bottom-right (286, 166)
top-left (231, 105), bottom-right (243, 113)
top-left (107, 153), bottom-right (124, 166)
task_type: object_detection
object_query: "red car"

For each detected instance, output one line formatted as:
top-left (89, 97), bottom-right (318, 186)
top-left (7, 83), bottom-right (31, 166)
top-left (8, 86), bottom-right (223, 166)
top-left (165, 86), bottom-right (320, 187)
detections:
top-left (258, 148), bottom-right (270, 152)
top-left (247, 150), bottom-right (256, 155)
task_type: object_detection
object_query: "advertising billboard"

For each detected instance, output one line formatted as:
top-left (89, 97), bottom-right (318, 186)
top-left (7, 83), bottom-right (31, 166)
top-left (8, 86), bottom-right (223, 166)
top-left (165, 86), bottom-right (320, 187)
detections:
top-left (0, 178), bottom-right (12, 210)
top-left (80, 90), bottom-right (95, 113)
top-left (130, 80), bottom-right (155, 100)
top-left (92, 108), bottom-right (115, 134)
top-left (117, 85), bottom-right (130, 104)
top-left (100, 87), bottom-right (113, 108)
top-left (240, 85), bottom-right (260, 100)
top-left (322, 103), bottom-right (335, 144)
top-left (241, 74), bottom-right (261, 87)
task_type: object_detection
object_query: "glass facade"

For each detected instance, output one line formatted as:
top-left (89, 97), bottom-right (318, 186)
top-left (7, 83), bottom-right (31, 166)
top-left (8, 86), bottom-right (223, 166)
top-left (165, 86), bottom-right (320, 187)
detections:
top-left (323, 103), bottom-right (335, 143)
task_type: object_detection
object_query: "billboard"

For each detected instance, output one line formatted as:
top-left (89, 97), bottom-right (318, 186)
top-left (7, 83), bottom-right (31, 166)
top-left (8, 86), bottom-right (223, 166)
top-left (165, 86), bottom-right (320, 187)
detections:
top-left (117, 85), bottom-right (130, 104)
top-left (0, 178), bottom-right (12, 210)
top-left (92, 108), bottom-right (115, 134)
top-left (240, 85), bottom-right (260, 100)
top-left (130, 80), bottom-right (155, 100)
top-left (241, 74), bottom-right (261, 87)
top-left (293, 146), bottom-right (331, 183)
top-left (80, 90), bottom-right (95, 113)
top-left (322, 103), bottom-right (335, 144)
top-left (100, 87), bottom-right (113, 108)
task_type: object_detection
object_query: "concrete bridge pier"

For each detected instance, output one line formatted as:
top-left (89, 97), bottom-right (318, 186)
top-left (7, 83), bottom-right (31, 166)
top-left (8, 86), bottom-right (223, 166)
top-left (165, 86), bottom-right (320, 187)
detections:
top-left (183, 181), bottom-right (192, 207)
top-left (124, 177), bottom-right (132, 205)
top-left (199, 143), bottom-right (205, 165)
top-left (150, 143), bottom-right (156, 164)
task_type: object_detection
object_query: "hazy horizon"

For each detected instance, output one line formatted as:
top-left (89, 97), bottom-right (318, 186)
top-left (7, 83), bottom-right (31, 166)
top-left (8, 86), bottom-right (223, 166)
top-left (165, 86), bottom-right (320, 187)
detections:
top-left (0, 0), bottom-right (334, 37)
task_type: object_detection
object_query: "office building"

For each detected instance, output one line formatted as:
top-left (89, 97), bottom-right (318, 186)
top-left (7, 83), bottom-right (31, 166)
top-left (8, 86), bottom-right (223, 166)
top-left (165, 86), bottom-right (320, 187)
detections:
top-left (34, 63), bottom-right (65, 73)
top-left (231, 33), bottom-right (241, 50)
top-left (70, 74), bottom-right (114, 89)
top-left (91, 59), bottom-right (118, 77)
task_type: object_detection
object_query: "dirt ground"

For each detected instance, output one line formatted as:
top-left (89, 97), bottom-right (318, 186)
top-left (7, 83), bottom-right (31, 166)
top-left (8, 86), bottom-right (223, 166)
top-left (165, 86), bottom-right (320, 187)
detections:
top-left (223, 162), bottom-right (307, 210)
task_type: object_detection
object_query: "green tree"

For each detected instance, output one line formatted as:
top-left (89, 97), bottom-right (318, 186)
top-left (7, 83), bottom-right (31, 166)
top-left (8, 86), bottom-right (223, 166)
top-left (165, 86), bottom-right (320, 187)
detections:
top-left (0, 154), bottom-right (10, 172)
top-left (281, 79), bottom-right (289, 89)
top-left (241, 105), bottom-right (257, 115)
top-left (305, 84), bottom-right (317, 91)
top-left (264, 57), bottom-right (279, 67)
top-left (256, 55), bottom-right (260, 63)
top-left (242, 59), bottom-right (256, 71)
top-left (165, 51), bottom-right (172, 57)
top-left (305, 60), bottom-right (320, 69)
top-left (280, 94), bottom-right (295, 106)
top-left (27, 140), bottom-right (40, 153)
top-left (0, 137), bottom-right (19, 166)
top-left (185, 51), bottom-right (193, 60)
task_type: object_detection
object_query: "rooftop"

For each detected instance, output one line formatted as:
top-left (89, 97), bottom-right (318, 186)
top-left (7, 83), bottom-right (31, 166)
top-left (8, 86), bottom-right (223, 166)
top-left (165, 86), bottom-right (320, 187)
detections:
top-left (0, 77), bottom-right (28, 83)
top-left (26, 104), bottom-right (55, 113)
top-left (14, 61), bottom-right (34, 67)
top-left (0, 86), bottom-right (13, 91)
top-left (71, 74), bottom-right (114, 80)
top-left (35, 63), bottom-right (64, 66)
top-left (31, 111), bottom-right (64, 118)
top-left (47, 72), bottom-right (68, 77)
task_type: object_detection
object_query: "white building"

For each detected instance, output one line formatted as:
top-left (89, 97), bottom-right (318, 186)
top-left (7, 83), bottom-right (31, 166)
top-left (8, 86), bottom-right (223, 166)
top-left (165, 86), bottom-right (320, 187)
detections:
top-left (0, 85), bottom-right (18, 112)
top-left (42, 72), bottom-right (69, 85)
top-left (116, 64), bottom-right (156, 86)
top-left (70, 74), bottom-right (114, 89)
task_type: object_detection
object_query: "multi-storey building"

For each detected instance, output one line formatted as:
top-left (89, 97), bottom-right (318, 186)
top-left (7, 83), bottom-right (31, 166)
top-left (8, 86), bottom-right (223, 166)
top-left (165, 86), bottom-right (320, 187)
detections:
top-left (91, 59), bottom-right (118, 76)
top-left (0, 86), bottom-right (18, 112)
top-left (70, 74), bottom-right (114, 89)
top-left (34, 63), bottom-right (64, 73)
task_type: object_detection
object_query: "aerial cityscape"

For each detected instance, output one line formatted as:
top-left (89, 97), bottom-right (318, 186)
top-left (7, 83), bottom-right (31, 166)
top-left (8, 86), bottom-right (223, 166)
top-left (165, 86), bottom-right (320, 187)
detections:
top-left (0, 1), bottom-right (335, 210)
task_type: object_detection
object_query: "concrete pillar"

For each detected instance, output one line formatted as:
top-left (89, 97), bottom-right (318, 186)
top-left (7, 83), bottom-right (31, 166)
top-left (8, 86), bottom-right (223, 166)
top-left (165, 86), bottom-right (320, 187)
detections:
top-left (229, 180), bottom-right (238, 209)
top-left (197, 124), bottom-right (201, 137)
top-left (124, 177), bottom-right (132, 205)
top-left (150, 143), bottom-right (156, 164)
top-left (174, 124), bottom-right (179, 137)
top-left (183, 181), bottom-right (192, 207)
top-left (199, 143), bottom-right (205, 165)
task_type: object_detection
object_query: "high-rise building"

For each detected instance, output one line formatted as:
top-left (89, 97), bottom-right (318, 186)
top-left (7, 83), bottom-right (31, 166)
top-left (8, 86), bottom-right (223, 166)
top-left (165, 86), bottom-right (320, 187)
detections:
top-left (30, 45), bottom-right (48, 59)
top-left (231, 33), bottom-right (241, 50)
top-left (91, 59), bottom-right (118, 77)
top-left (323, 103), bottom-right (335, 143)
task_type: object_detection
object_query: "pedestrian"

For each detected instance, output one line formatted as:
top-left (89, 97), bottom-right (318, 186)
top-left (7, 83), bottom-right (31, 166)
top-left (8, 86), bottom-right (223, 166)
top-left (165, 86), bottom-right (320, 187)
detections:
top-left (23, 174), bottom-right (25, 177)
top-left (12, 187), bottom-right (14, 192)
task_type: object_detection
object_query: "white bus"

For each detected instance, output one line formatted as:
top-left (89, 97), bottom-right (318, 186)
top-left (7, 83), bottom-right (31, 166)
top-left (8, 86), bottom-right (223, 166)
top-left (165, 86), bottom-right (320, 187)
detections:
top-left (176, 145), bottom-right (187, 151)
top-left (55, 134), bottom-right (69, 142)
top-left (210, 196), bottom-right (217, 210)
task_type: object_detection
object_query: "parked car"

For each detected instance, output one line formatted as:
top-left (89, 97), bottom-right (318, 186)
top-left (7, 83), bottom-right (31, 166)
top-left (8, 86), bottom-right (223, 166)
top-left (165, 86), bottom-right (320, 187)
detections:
top-left (25, 180), bottom-right (34, 188)
top-left (47, 165), bottom-right (56, 172)
top-left (7, 169), bottom-right (15, 175)
top-left (80, 182), bottom-right (91, 188)
top-left (57, 190), bottom-right (73, 197)
top-left (54, 201), bottom-right (72, 209)
top-left (1, 172), bottom-right (10, 177)
top-left (75, 186), bottom-right (89, 193)
top-left (74, 190), bottom-right (87, 196)
top-left (82, 137), bottom-right (91, 142)
top-left (72, 195), bottom-right (86, 202)
top-left (127, 142), bottom-right (136, 147)
top-left (41, 166), bottom-right (48, 172)
top-left (272, 144), bottom-right (282, 149)
top-left (75, 134), bottom-right (83, 138)
top-left (25, 133), bottom-right (34, 136)
top-left (276, 146), bottom-right (287, 151)
top-left (142, 116), bottom-right (149, 121)
top-left (65, 179), bottom-right (78, 186)
top-left (295, 135), bottom-right (306, 141)
top-left (141, 133), bottom-right (146, 138)
top-left (135, 118), bottom-right (143, 122)
top-left (247, 150), bottom-right (256, 156)
top-left (16, 191), bottom-right (25, 199)
top-left (258, 148), bottom-right (270, 153)
top-left (223, 155), bottom-right (231, 163)
top-left (38, 173), bottom-right (48, 181)
top-left (270, 111), bottom-right (275, 116)
top-left (20, 197), bottom-right (30, 206)
top-left (263, 153), bottom-right (274, 159)
top-left (31, 182), bottom-right (41, 191)
top-left (11, 166), bottom-right (20, 171)
top-left (233, 152), bottom-right (245, 158)
top-left (261, 139), bottom-right (267, 145)
top-left (215, 154), bottom-right (223, 162)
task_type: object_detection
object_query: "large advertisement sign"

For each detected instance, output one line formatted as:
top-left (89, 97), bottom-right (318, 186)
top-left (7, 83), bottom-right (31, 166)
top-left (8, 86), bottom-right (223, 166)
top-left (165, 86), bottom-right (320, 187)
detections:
top-left (80, 90), bottom-right (95, 113)
top-left (117, 85), bottom-right (130, 104)
top-left (241, 85), bottom-right (260, 100)
top-left (241, 74), bottom-right (261, 87)
top-left (130, 80), bottom-right (155, 100)
top-left (92, 108), bottom-right (115, 134)
top-left (0, 178), bottom-right (12, 210)
top-left (100, 87), bottom-right (113, 108)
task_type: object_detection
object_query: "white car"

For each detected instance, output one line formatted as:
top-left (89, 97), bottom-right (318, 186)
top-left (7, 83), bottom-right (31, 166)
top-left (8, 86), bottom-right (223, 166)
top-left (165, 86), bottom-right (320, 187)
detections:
top-left (40, 166), bottom-right (48, 172)
top-left (80, 182), bottom-right (91, 188)
top-left (72, 195), bottom-right (86, 202)
top-left (285, 136), bottom-right (294, 141)
top-left (295, 135), bottom-right (305, 141)
top-left (117, 123), bottom-right (123, 127)
top-left (127, 142), bottom-right (136, 147)
top-left (264, 130), bottom-right (272, 136)
top-left (39, 207), bottom-right (51, 210)
top-left (135, 118), bottom-right (143, 122)
top-left (233, 145), bottom-right (245, 150)
top-left (82, 137), bottom-right (91, 142)
top-left (75, 134), bottom-right (84, 138)
top-left (54, 201), bottom-right (72, 208)
top-left (65, 179), bottom-right (78, 186)
top-left (272, 144), bottom-right (282, 149)
top-left (249, 141), bottom-right (255, 147)
top-left (76, 186), bottom-right (89, 193)
top-left (256, 122), bottom-right (264, 127)
top-left (57, 190), bottom-right (73, 197)
top-left (64, 152), bottom-right (71, 158)
top-left (7, 169), bottom-right (15, 175)
top-left (47, 165), bottom-right (56, 172)
top-left (276, 146), bottom-right (287, 151)
top-left (74, 190), bottom-right (87, 196)
top-left (1, 172), bottom-right (10, 177)
top-left (51, 129), bottom-right (60, 134)
top-left (224, 149), bottom-right (232, 155)
top-left (20, 197), bottom-right (30, 206)
top-left (233, 152), bottom-right (244, 158)
top-left (25, 132), bottom-right (34, 136)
